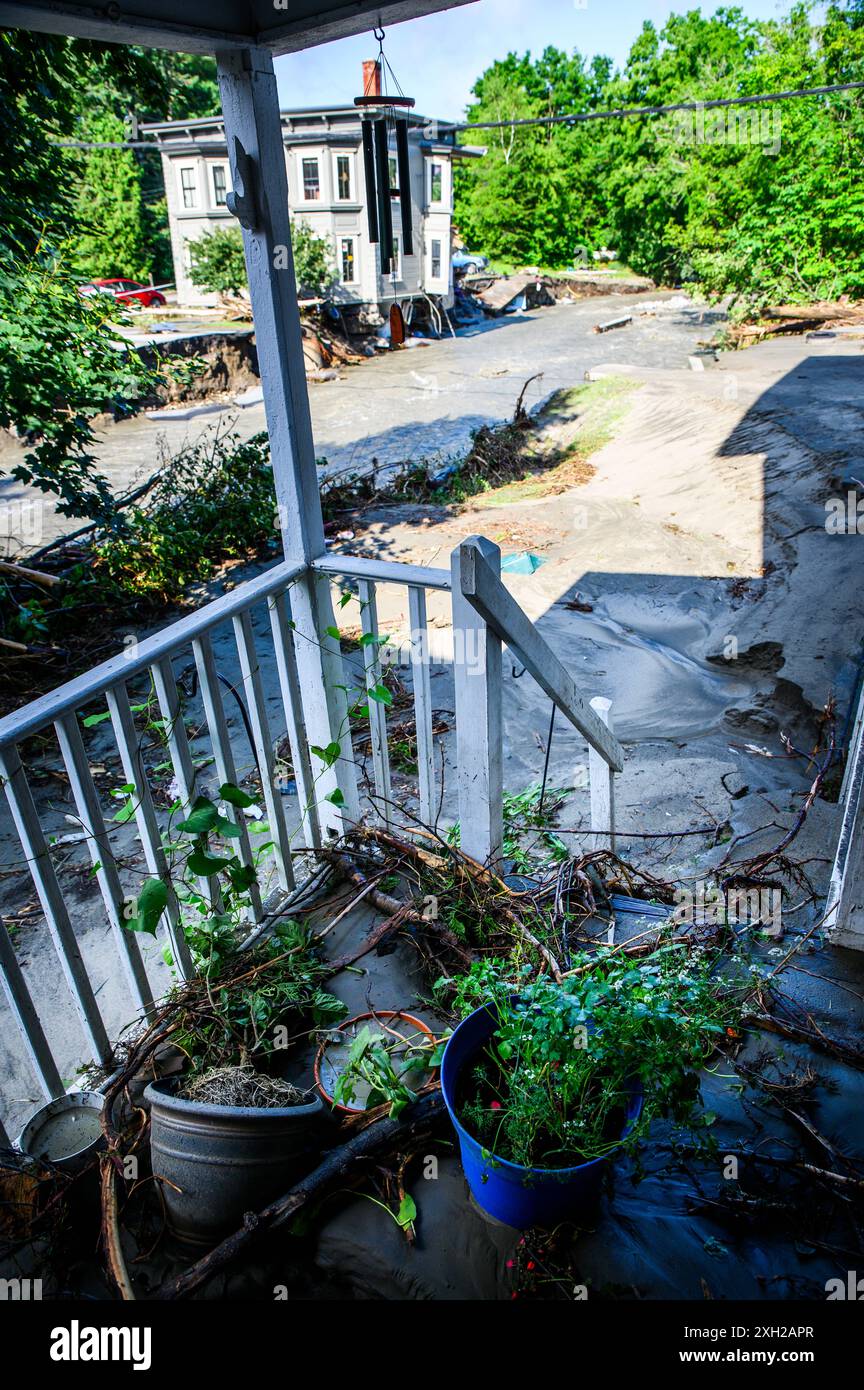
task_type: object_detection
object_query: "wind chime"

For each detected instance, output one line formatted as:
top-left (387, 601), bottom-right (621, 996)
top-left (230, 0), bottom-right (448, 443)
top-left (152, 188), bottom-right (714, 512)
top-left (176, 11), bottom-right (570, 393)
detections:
top-left (355, 28), bottom-right (414, 344)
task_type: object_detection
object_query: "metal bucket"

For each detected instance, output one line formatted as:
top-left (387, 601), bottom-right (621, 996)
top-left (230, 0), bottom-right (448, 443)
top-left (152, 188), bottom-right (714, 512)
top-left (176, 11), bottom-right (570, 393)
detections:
top-left (18, 1091), bottom-right (106, 1173)
top-left (145, 1080), bottom-right (325, 1247)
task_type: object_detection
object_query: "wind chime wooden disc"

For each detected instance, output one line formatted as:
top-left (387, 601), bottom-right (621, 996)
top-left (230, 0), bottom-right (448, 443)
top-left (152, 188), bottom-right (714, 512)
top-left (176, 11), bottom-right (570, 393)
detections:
top-left (389, 303), bottom-right (406, 346)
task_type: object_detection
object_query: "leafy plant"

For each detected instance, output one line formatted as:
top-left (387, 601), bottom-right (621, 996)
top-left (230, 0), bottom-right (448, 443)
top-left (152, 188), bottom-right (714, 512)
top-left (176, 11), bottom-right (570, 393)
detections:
top-left (188, 225), bottom-right (247, 296)
top-left (92, 425), bottom-right (276, 599)
top-left (126, 779), bottom-right (345, 1074)
top-left (448, 781), bottom-right (569, 875)
top-left (188, 218), bottom-right (335, 298)
top-left (448, 947), bottom-right (742, 1169)
top-left (331, 1024), bottom-right (445, 1118)
top-left (0, 241), bottom-right (165, 520)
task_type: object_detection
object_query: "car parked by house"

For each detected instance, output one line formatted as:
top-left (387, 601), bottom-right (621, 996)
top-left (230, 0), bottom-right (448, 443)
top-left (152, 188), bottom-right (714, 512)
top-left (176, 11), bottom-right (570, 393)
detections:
top-left (452, 250), bottom-right (489, 275)
top-left (79, 279), bottom-right (167, 307)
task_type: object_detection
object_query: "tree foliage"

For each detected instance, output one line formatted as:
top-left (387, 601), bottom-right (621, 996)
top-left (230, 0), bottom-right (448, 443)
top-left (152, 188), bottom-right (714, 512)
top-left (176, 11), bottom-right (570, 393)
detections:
top-left (0, 242), bottom-right (172, 521)
top-left (455, 3), bottom-right (864, 306)
top-left (188, 225), bottom-right (248, 296)
top-left (188, 219), bottom-right (334, 298)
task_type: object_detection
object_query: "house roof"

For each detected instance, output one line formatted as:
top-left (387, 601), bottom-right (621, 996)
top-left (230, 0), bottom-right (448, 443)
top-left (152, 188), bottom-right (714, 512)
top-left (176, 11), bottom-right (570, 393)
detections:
top-left (0, 0), bottom-right (476, 55)
top-left (142, 108), bottom-right (455, 141)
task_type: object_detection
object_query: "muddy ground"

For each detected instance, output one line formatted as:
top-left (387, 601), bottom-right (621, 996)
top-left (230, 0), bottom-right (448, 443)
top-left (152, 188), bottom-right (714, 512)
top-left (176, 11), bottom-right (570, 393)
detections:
top-left (1, 297), bottom-right (864, 1301)
top-left (0, 290), bottom-right (720, 550)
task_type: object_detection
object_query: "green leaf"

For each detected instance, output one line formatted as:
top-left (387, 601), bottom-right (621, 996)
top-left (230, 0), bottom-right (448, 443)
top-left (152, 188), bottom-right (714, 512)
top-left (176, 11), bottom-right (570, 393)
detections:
top-left (126, 877), bottom-right (167, 936)
top-left (368, 684), bottom-right (392, 706)
top-left (176, 796), bottom-right (219, 834)
top-left (359, 632), bottom-right (389, 649)
top-left (324, 625), bottom-right (341, 640)
top-left (396, 1194), bottom-right (417, 1229)
top-left (311, 741), bottom-right (341, 768)
top-left (187, 849), bottom-right (233, 876)
top-left (325, 788), bottom-right (345, 806)
top-left (82, 711), bottom-right (111, 727)
top-left (219, 783), bottom-right (255, 809)
top-left (215, 815), bottom-right (243, 839)
top-left (228, 862), bottom-right (257, 891)
top-left (339, 591), bottom-right (352, 609)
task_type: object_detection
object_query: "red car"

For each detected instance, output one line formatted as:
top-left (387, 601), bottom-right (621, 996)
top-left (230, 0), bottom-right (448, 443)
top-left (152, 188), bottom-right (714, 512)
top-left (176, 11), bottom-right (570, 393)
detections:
top-left (80, 278), bottom-right (166, 307)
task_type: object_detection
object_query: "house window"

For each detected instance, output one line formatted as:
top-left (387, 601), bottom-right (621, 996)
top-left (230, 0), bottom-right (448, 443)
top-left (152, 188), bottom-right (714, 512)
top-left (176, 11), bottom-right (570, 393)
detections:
top-left (340, 236), bottom-right (357, 284)
top-left (302, 157), bottom-right (320, 200)
top-left (430, 238), bottom-right (442, 280)
top-left (391, 233), bottom-right (402, 280)
top-left (389, 155), bottom-right (398, 193)
top-left (180, 167), bottom-right (197, 209)
top-left (211, 165), bottom-right (228, 207)
top-left (335, 154), bottom-right (352, 201)
top-left (429, 161), bottom-right (443, 204)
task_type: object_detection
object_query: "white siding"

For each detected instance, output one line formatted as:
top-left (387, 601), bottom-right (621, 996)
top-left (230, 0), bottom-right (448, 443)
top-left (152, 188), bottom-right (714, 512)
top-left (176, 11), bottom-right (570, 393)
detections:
top-left (150, 110), bottom-right (458, 313)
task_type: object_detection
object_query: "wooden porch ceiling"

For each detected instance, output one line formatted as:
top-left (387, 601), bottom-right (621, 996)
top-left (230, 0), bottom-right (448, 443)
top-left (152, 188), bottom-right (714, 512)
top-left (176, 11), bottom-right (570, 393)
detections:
top-left (0, 0), bottom-right (476, 55)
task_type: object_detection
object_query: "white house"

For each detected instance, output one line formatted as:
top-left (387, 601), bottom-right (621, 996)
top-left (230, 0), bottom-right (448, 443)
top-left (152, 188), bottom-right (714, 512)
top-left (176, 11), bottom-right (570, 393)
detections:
top-left (143, 63), bottom-right (482, 318)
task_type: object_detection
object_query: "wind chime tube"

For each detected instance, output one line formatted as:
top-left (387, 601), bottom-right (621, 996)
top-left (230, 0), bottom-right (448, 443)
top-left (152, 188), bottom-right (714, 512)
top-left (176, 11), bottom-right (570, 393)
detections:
top-left (361, 119), bottom-right (379, 244)
top-left (395, 117), bottom-right (413, 256)
top-left (373, 116), bottom-right (393, 274)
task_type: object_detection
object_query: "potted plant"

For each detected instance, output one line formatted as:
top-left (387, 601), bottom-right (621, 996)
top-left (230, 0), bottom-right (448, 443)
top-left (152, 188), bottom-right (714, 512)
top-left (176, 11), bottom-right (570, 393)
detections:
top-left (314, 1011), bottom-right (442, 1117)
top-left (440, 950), bottom-right (741, 1229)
top-left (129, 782), bottom-right (346, 1245)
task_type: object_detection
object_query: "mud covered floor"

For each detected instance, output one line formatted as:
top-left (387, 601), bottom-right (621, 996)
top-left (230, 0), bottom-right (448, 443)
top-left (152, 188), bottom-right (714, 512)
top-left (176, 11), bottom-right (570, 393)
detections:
top-left (93, 868), bottom-right (864, 1304)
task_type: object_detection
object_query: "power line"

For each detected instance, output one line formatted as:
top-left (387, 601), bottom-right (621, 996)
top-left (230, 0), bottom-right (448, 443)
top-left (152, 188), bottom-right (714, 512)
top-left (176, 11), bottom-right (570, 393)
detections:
top-left (49, 77), bottom-right (864, 148)
top-left (442, 79), bottom-right (864, 134)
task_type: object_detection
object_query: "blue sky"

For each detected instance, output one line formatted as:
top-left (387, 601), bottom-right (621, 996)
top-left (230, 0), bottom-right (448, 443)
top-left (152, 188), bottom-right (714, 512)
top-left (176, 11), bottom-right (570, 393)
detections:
top-left (275, 0), bottom-right (803, 122)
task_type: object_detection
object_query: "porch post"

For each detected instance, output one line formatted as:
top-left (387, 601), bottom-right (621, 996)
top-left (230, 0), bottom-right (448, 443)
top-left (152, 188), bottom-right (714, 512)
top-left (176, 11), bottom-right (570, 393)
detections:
top-left (215, 48), bottom-right (358, 830)
top-left (451, 537), bottom-right (504, 867)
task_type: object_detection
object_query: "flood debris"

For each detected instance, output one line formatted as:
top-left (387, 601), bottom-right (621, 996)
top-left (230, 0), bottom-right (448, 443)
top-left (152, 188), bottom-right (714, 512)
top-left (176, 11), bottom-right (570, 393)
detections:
top-left (725, 300), bottom-right (864, 348)
top-left (594, 313), bottom-right (634, 334)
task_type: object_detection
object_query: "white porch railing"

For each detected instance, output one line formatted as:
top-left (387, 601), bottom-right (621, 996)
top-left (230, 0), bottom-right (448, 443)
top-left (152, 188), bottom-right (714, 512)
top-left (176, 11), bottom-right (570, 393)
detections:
top-left (0, 540), bottom-right (621, 1139)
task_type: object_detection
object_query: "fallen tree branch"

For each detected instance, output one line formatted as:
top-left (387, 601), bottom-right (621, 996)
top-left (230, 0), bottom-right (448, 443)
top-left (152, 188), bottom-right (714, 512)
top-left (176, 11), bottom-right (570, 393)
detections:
top-left (156, 1090), bottom-right (446, 1300)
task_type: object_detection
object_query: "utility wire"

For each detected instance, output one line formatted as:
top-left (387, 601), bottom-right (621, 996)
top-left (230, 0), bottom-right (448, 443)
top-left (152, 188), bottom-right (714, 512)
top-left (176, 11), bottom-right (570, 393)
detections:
top-left (441, 78), bottom-right (864, 134)
top-left (48, 77), bottom-right (864, 149)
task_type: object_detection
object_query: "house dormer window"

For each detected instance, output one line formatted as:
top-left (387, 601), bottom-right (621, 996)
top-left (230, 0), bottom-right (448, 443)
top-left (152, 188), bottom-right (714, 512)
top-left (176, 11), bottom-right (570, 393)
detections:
top-left (428, 161), bottom-right (443, 205)
top-left (179, 166), bottom-right (197, 209)
top-left (302, 157), bottom-right (321, 200)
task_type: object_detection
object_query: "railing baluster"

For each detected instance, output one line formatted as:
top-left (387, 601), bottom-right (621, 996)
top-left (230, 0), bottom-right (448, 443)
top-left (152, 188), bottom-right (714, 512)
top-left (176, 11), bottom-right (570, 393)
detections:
top-left (0, 914), bottom-right (64, 1102)
top-left (408, 585), bottom-right (436, 827)
top-left (451, 538), bottom-right (504, 866)
top-left (588, 697), bottom-right (616, 851)
top-left (358, 579), bottom-right (392, 827)
top-left (151, 655), bottom-right (221, 909)
top-left (105, 683), bottom-right (194, 979)
top-left (0, 744), bottom-right (112, 1067)
top-left (268, 588), bottom-right (321, 850)
top-left (151, 656), bottom-right (199, 808)
top-left (54, 712), bottom-right (155, 1020)
top-left (232, 610), bottom-right (295, 889)
top-left (192, 632), bottom-right (263, 921)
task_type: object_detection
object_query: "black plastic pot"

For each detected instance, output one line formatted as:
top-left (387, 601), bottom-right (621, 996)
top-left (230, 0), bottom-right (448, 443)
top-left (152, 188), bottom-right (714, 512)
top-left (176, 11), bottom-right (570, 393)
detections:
top-left (145, 1080), bottom-right (325, 1247)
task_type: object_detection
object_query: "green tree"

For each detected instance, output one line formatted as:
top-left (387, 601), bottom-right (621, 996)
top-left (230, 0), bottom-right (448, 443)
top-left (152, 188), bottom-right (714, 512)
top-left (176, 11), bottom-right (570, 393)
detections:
top-left (0, 242), bottom-right (168, 520)
top-left (188, 219), bottom-right (334, 298)
top-left (454, 4), bottom-right (864, 304)
top-left (291, 219), bottom-right (335, 297)
top-left (188, 225), bottom-right (247, 295)
top-left (70, 107), bottom-right (151, 281)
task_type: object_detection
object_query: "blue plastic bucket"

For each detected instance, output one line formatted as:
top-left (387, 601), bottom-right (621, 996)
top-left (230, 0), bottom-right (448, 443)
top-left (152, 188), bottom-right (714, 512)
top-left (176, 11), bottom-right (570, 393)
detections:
top-left (441, 1001), bottom-right (643, 1229)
